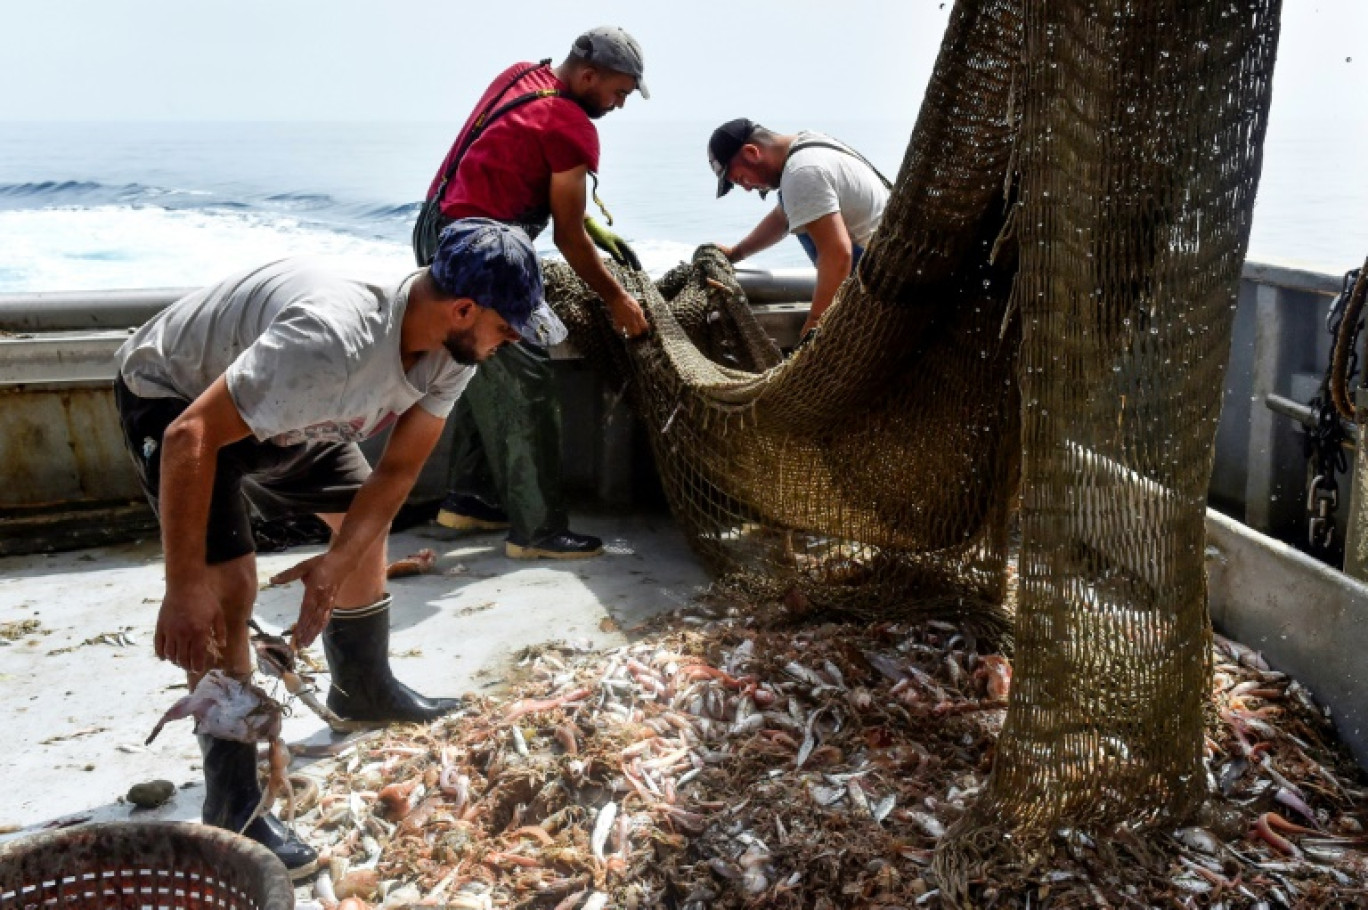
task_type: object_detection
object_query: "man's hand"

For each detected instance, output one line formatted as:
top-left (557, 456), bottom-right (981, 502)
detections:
top-left (550, 168), bottom-right (650, 339)
top-left (154, 584), bottom-right (227, 673)
top-left (719, 206), bottom-right (790, 267)
top-left (607, 290), bottom-right (650, 339)
top-left (271, 552), bottom-right (347, 649)
top-left (154, 375), bottom-right (251, 673)
top-left (585, 217), bottom-right (642, 271)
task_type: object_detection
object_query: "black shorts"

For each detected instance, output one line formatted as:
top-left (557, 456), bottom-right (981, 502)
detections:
top-left (114, 375), bottom-right (371, 565)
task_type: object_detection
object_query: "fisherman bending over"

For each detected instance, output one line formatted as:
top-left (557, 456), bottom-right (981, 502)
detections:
top-left (708, 118), bottom-right (891, 340)
top-left (415, 26), bottom-right (651, 559)
top-left (114, 219), bottom-right (547, 876)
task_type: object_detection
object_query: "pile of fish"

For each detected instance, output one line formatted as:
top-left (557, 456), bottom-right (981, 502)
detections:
top-left (274, 600), bottom-right (1367, 909)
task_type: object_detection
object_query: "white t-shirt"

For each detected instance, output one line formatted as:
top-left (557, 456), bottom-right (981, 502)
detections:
top-left (117, 258), bottom-right (473, 446)
top-left (778, 131), bottom-right (890, 248)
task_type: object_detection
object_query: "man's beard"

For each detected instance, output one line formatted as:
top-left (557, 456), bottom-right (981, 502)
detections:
top-left (571, 95), bottom-right (608, 119)
top-left (443, 333), bottom-right (481, 365)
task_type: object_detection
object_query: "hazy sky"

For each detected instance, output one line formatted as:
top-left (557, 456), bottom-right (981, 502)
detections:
top-left (2, 1), bottom-right (1363, 126)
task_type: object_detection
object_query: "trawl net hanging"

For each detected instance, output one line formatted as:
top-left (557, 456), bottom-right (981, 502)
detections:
top-left (934, 0), bottom-right (1279, 897)
top-left (545, 0), bottom-right (1279, 897)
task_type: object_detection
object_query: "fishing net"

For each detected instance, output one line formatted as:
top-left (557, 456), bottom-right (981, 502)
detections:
top-left (545, 0), bottom-right (1280, 899)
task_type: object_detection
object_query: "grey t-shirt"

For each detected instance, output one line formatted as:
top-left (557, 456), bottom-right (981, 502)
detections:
top-left (117, 258), bottom-right (473, 446)
top-left (779, 131), bottom-right (889, 248)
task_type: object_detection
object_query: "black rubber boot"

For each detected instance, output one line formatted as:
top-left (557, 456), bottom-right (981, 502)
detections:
top-left (505, 529), bottom-right (604, 560)
top-left (198, 735), bottom-right (318, 880)
top-left (322, 594), bottom-right (463, 725)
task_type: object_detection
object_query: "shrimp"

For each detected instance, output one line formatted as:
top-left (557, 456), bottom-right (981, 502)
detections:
top-left (1251, 812), bottom-right (1304, 857)
top-left (501, 686), bottom-right (592, 724)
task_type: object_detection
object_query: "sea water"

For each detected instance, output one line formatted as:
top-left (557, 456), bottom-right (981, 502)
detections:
top-left (0, 117), bottom-right (1363, 293)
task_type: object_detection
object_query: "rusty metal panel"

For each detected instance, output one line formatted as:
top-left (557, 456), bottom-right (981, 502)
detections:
top-left (0, 384), bottom-right (142, 508)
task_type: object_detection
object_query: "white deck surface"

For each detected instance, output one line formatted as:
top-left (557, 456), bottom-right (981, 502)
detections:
top-left (0, 511), bottom-right (708, 837)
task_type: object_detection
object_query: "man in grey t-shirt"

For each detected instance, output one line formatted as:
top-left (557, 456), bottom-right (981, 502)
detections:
top-left (707, 118), bottom-right (891, 341)
top-left (114, 218), bottom-right (545, 877)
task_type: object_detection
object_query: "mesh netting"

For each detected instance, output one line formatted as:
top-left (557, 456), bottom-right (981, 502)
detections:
top-left (548, 239), bottom-right (1019, 636)
top-left (933, 0), bottom-right (1280, 894)
top-left (545, 0), bottom-right (1279, 899)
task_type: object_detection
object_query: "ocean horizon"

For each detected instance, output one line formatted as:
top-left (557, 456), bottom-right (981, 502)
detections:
top-left (0, 116), bottom-right (1363, 293)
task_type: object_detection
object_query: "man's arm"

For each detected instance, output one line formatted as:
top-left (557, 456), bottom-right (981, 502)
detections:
top-left (798, 212), bottom-right (854, 337)
top-left (156, 375), bottom-right (252, 671)
top-left (718, 205), bottom-right (789, 264)
top-left (549, 166), bottom-right (649, 338)
top-left (274, 405), bottom-right (447, 647)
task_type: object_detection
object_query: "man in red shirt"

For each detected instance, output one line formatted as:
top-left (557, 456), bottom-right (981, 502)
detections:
top-left (417, 26), bottom-right (650, 558)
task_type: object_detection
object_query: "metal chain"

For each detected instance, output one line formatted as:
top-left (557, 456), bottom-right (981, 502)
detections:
top-left (1303, 267), bottom-right (1363, 552)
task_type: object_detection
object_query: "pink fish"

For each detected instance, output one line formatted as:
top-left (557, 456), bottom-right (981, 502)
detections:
top-left (146, 669), bottom-right (282, 745)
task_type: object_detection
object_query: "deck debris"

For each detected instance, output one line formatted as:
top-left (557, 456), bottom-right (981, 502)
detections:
top-left (0, 618), bottom-right (42, 641)
top-left (39, 725), bottom-right (107, 745)
top-left (47, 627), bottom-right (138, 655)
top-left (125, 779), bottom-right (175, 809)
top-left (386, 548), bottom-right (438, 580)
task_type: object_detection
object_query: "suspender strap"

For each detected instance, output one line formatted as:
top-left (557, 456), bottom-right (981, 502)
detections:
top-left (784, 138), bottom-right (893, 190)
top-left (433, 59), bottom-right (557, 196)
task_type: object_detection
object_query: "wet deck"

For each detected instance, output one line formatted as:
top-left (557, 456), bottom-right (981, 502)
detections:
top-left (0, 509), bottom-right (708, 836)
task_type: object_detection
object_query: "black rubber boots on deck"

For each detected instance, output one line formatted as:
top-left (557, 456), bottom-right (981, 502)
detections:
top-left (321, 594), bottom-right (462, 725)
top-left (199, 594), bottom-right (458, 878)
top-left (198, 735), bottom-right (318, 880)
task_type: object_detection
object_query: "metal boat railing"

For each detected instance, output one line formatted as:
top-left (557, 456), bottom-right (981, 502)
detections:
top-left (0, 261), bottom-right (1347, 531)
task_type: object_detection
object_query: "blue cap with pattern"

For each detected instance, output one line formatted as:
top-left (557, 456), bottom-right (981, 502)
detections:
top-left (429, 218), bottom-right (566, 345)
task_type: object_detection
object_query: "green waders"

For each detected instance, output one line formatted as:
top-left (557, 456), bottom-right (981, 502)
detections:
top-left (447, 339), bottom-right (567, 542)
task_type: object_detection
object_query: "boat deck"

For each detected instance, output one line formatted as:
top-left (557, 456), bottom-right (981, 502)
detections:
top-left (0, 509), bottom-right (707, 836)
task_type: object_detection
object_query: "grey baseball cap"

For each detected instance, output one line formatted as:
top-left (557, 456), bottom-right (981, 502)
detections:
top-left (570, 26), bottom-right (650, 99)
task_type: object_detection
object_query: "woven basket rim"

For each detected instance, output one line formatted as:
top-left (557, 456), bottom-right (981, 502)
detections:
top-left (0, 820), bottom-right (293, 910)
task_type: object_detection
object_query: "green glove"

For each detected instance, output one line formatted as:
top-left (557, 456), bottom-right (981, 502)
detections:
top-left (585, 216), bottom-right (642, 271)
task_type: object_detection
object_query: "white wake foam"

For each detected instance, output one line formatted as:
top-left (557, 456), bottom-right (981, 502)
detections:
top-left (0, 207), bottom-right (414, 292)
top-left (1, 209), bottom-right (716, 292)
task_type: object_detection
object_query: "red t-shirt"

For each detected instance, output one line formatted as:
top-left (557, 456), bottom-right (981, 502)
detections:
top-left (429, 62), bottom-right (599, 234)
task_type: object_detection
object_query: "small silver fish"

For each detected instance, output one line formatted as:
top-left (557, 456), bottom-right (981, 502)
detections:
top-left (591, 801), bottom-right (618, 862)
top-left (510, 725), bottom-right (530, 758)
top-left (1174, 827), bottom-right (1220, 855)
